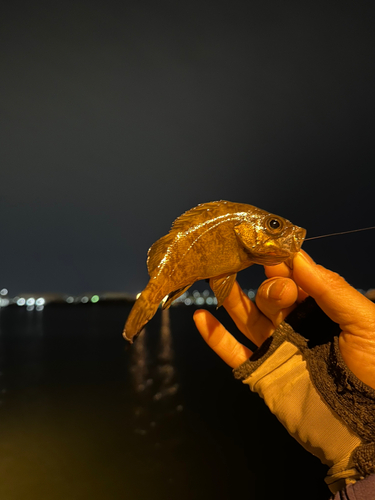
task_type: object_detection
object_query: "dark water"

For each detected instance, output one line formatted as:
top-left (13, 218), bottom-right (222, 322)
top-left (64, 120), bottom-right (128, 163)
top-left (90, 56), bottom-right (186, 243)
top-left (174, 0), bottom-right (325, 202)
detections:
top-left (0, 304), bottom-right (329, 500)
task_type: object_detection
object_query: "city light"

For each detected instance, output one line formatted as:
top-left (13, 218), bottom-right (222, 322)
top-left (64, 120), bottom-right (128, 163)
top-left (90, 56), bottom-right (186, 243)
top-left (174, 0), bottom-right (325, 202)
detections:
top-left (0, 286), bottom-right (373, 312)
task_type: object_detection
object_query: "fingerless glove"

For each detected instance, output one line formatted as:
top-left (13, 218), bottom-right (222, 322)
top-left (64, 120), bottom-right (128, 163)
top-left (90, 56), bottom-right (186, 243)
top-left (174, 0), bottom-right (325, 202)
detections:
top-left (233, 297), bottom-right (375, 494)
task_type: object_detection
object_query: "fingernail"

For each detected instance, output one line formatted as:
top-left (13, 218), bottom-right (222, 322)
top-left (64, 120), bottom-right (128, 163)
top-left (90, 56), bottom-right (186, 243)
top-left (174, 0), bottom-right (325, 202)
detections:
top-left (267, 279), bottom-right (287, 300)
top-left (193, 310), bottom-right (205, 322)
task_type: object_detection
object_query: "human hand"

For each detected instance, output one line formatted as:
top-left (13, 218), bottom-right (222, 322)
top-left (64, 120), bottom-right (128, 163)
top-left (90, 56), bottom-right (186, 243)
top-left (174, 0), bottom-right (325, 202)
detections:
top-left (193, 249), bottom-right (375, 390)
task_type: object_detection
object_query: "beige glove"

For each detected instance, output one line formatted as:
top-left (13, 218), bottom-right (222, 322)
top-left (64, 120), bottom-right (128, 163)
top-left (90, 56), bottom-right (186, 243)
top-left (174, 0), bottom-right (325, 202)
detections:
top-left (233, 300), bottom-right (375, 494)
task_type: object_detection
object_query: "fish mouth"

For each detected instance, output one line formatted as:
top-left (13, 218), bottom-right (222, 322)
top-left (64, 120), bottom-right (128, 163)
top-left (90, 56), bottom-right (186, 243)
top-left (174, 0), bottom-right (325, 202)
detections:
top-left (283, 227), bottom-right (306, 268)
top-left (291, 227), bottom-right (306, 252)
top-left (248, 226), bottom-right (306, 266)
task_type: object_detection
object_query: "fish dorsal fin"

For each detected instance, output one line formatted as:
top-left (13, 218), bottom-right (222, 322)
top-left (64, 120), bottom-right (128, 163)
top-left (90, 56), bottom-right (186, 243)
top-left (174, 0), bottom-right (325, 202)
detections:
top-left (171, 200), bottom-right (229, 233)
top-left (147, 201), bottom-right (229, 276)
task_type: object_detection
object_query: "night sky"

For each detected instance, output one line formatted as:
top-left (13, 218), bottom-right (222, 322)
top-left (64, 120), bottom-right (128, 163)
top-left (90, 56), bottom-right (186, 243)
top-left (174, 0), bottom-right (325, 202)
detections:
top-left (1, 0), bottom-right (375, 295)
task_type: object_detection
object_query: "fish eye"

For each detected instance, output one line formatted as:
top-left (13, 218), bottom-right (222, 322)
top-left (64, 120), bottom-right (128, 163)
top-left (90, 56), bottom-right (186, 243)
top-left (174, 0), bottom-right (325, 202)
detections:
top-left (267, 217), bottom-right (283, 232)
top-left (269, 219), bottom-right (280, 229)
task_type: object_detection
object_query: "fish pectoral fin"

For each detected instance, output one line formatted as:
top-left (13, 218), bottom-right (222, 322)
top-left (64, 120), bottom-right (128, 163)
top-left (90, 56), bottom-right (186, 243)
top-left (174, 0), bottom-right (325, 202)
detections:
top-left (209, 273), bottom-right (237, 308)
top-left (161, 284), bottom-right (193, 310)
top-left (234, 222), bottom-right (257, 253)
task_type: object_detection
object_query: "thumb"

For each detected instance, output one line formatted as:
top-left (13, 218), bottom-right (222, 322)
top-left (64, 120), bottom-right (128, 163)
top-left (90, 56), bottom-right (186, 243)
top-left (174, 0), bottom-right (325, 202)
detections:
top-left (293, 251), bottom-right (375, 336)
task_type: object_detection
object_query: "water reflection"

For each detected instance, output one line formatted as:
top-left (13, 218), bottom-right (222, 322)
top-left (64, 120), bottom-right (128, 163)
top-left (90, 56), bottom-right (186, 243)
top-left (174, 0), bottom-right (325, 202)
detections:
top-left (154, 309), bottom-right (179, 401)
top-left (0, 303), bottom-right (329, 500)
top-left (130, 309), bottom-right (182, 438)
top-left (0, 325), bottom-right (4, 407)
top-left (130, 326), bottom-right (149, 393)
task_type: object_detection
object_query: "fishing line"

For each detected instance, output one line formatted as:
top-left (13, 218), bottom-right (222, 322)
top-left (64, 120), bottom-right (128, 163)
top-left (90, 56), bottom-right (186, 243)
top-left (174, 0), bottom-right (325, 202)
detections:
top-left (304, 226), bottom-right (375, 241)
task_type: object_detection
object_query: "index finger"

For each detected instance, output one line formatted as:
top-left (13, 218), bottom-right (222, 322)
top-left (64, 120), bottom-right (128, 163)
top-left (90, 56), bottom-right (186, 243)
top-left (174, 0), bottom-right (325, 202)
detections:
top-left (193, 309), bottom-right (252, 368)
top-left (264, 262), bottom-right (293, 279)
top-left (223, 281), bottom-right (275, 347)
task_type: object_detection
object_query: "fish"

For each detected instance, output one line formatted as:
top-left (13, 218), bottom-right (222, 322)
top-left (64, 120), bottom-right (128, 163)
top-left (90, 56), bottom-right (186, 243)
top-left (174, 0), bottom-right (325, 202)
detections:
top-left (123, 200), bottom-right (306, 342)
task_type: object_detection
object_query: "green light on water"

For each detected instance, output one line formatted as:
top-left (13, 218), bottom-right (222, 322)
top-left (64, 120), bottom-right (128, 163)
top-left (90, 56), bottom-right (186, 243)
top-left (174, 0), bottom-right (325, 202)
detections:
top-left (91, 295), bottom-right (99, 303)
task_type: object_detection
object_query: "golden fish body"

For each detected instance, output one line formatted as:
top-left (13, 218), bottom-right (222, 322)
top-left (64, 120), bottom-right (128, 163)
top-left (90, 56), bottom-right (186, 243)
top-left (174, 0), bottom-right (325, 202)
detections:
top-left (124, 200), bottom-right (306, 342)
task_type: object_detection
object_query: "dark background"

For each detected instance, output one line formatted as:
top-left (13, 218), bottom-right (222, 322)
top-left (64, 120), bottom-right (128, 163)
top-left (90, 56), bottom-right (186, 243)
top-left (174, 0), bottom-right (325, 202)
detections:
top-left (1, 2), bottom-right (374, 499)
top-left (1, 0), bottom-right (375, 296)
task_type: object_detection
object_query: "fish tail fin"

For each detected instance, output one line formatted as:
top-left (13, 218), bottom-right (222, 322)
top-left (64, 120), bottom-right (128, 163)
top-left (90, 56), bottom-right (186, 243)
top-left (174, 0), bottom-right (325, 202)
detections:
top-left (123, 285), bottom-right (161, 343)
